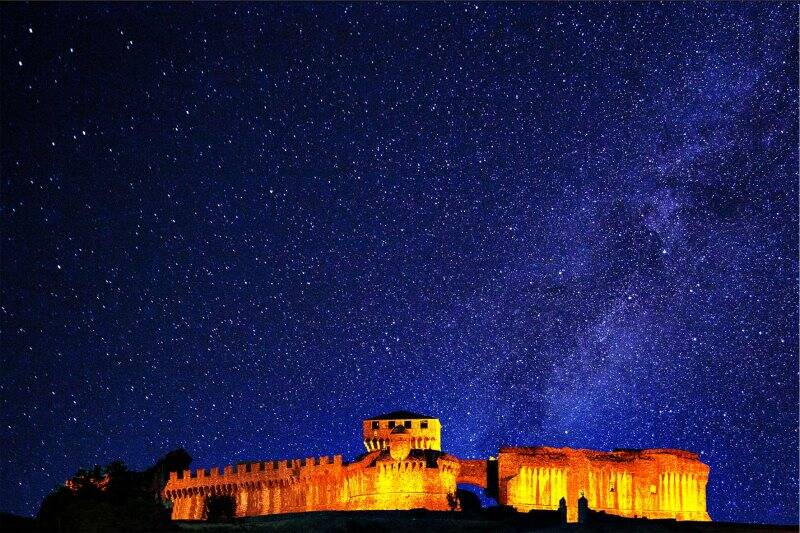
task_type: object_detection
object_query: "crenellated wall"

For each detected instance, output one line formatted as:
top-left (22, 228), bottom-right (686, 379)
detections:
top-left (498, 447), bottom-right (711, 522)
top-left (163, 450), bottom-right (459, 520)
top-left (163, 414), bottom-right (712, 523)
top-left (163, 455), bottom-right (348, 520)
top-left (345, 453), bottom-right (459, 511)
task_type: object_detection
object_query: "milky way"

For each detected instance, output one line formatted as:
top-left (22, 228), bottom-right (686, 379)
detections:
top-left (1, 3), bottom-right (797, 525)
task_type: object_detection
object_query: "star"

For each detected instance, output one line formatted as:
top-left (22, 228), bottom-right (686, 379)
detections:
top-left (0, 2), bottom-right (796, 526)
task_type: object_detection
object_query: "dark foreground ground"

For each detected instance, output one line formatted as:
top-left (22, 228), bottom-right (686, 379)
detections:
top-left (175, 510), bottom-right (795, 533)
top-left (3, 510), bottom-right (796, 533)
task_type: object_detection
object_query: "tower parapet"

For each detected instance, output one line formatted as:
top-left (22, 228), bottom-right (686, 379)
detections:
top-left (362, 410), bottom-right (441, 451)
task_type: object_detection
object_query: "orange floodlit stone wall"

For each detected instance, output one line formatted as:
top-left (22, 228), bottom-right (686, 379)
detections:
top-left (163, 455), bottom-right (347, 520)
top-left (162, 413), bottom-right (712, 523)
top-left (163, 450), bottom-right (460, 520)
top-left (456, 458), bottom-right (490, 489)
top-left (498, 446), bottom-right (711, 522)
top-left (343, 451), bottom-right (459, 511)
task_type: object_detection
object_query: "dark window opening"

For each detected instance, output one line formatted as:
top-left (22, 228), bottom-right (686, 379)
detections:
top-left (388, 421), bottom-right (395, 428)
top-left (404, 420), bottom-right (412, 428)
top-left (421, 420), bottom-right (429, 429)
top-left (371, 421), bottom-right (380, 429)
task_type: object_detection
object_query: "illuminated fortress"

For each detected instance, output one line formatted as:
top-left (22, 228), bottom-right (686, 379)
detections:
top-left (163, 411), bottom-right (711, 522)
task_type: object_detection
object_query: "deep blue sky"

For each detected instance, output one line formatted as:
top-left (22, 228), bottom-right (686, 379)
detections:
top-left (1, 3), bottom-right (797, 525)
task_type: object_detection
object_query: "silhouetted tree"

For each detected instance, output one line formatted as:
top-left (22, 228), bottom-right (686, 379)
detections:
top-left (204, 494), bottom-right (236, 523)
top-left (37, 486), bottom-right (75, 531)
top-left (455, 488), bottom-right (481, 512)
top-left (446, 491), bottom-right (459, 511)
top-left (104, 461), bottom-right (137, 505)
top-left (36, 449), bottom-right (189, 532)
top-left (142, 449), bottom-right (192, 503)
top-left (69, 466), bottom-right (105, 500)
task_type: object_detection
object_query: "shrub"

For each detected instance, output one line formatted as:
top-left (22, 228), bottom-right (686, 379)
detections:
top-left (455, 488), bottom-right (481, 513)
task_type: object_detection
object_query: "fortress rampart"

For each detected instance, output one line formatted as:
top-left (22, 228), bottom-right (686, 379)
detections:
top-left (164, 450), bottom-right (459, 520)
top-left (163, 411), bottom-right (711, 522)
top-left (499, 446), bottom-right (710, 522)
top-left (163, 454), bottom-right (349, 519)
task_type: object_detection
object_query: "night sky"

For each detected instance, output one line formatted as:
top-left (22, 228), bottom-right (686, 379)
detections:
top-left (1, 2), bottom-right (797, 525)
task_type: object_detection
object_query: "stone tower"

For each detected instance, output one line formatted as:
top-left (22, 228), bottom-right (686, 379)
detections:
top-left (362, 410), bottom-right (441, 451)
top-left (388, 425), bottom-right (412, 461)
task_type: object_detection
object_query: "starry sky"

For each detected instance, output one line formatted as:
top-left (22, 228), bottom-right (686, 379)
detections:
top-left (1, 2), bottom-right (797, 525)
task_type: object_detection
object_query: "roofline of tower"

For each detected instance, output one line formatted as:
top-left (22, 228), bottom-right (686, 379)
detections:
top-left (367, 410), bottom-right (436, 420)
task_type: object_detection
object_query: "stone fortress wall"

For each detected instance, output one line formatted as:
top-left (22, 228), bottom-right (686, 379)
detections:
top-left (163, 410), bottom-right (711, 522)
top-left (164, 455), bottom-right (348, 520)
top-left (164, 451), bottom-right (460, 520)
top-left (499, 446), bottom-right (711, 522)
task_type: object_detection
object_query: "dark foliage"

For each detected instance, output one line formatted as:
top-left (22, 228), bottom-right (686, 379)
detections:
top-left (35, 449), bottom-right (190, 532)
top-left (204, 494), bottom-right (236, 523)
top-left (37, 496), bottom-right (174, 533)
top-left (455, 488), bottom-right (482, 513)
top-left (0, 512), bottom-right (37, 532)
top-left (142, 448), bottom-right (192, 500)
top-left (446, 492), bottom-right (458, 512)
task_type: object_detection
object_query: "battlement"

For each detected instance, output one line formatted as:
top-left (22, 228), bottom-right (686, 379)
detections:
top-left (167, 454), bottom-right (344, 484)
top-left (163, 412), bottom-right (710, 523)
top-left (373, 456), bottom-right (459, 475)
top-left (498, 446), bottom-right (705, 467)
